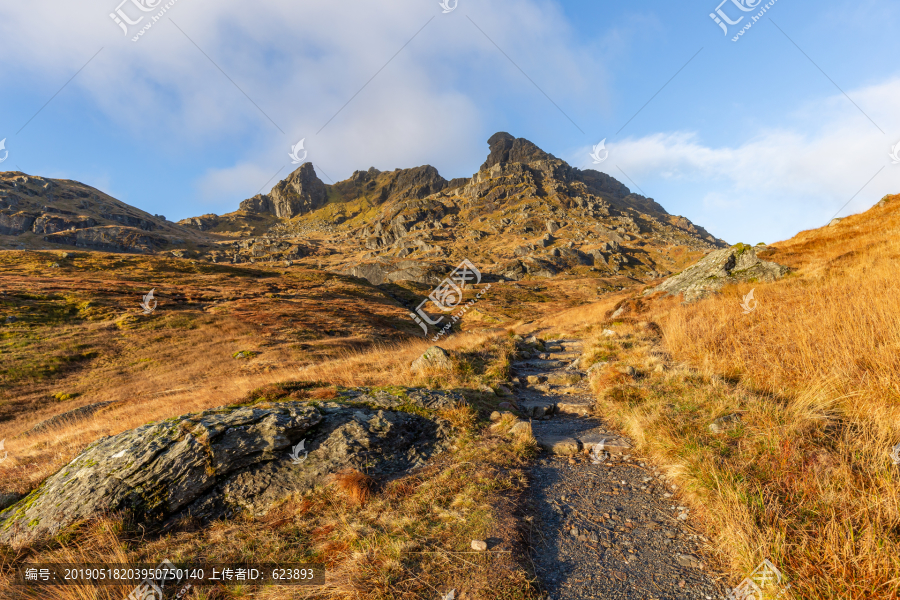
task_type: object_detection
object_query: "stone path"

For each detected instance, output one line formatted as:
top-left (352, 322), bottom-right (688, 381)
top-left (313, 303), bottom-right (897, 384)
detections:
top-left (511, 338), bottom-right (728, 600)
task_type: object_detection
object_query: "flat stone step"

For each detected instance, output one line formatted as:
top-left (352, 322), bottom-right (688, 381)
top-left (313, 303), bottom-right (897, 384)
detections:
top-left (547, 352), bottom-right (580, 360)
top-left (523, 359), bottom-right (564, 369)
top-left (556, 402), bottom-right (591, 416)
top-left (537, 435), bottom-right (581, 455)
top-left (578, 433), bottom-right (632, 455)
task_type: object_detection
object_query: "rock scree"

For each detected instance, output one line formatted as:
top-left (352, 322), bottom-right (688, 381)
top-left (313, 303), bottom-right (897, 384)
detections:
top-left (0, 387), bottom-right (464, 547)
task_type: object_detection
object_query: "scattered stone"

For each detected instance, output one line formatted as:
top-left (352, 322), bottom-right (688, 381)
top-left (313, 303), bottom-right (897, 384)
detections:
top-left (556, 402), bottom-right (591, 416)
top-left (709, 413), bottom-right (742, 434)
top-left (526, 375), bottom-right (548, 385)
top-left (586, 362), bottom-right (607, 376)
top-left (495, 385), bottom-right (512, 396)
top-left (471, 540), bottom-right (488, 552)
top-left (410, 346), bottom-right (453, 373)
top-left (498, 402), bottom-right (515, 410)
top-left (602, 329), bottom-right (617, 337)
top-left (490, 411), bottom-right (503, 422)
top-left (676, 554), bottom-right (703, 569)
top-left (519, 401), bottom-right (556, 418)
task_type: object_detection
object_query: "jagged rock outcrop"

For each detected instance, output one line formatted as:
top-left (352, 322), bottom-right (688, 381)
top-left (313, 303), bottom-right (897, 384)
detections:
top-left (0, 387), bottom-right (465, 547)
top-left (240, 163), bottom-right (328, 218)
top-left (480, 132), bottom-right (554, 171)
top-left (0, 212), bottom-right (36, 235)
top-left (178, 214), bottom-right (221, 231)
top-left (42, 226), bottom-right (167, 253)
top-left (343, 260), bottom-right (450, 286)
top-left (32, 214), bottom-right (98, 234)
top-left (646, 244), bottom-right (790, 302)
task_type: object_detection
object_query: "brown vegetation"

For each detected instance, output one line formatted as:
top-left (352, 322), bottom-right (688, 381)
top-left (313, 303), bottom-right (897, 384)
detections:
top-left (561, 196), bottom-right (900, 599)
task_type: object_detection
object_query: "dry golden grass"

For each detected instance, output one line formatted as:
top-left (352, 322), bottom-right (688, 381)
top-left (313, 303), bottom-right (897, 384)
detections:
top-left (547, 196), bottom-right (900, 599)
top-left (1, 397), bottom-right (539, 600)
top-left (655, 198), bottom-right (900, 599)
top-left (0, 326), bottom-right (538, 599)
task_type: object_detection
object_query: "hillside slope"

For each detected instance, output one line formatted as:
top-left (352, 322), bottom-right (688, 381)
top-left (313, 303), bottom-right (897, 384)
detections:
top-left (558, 193), bottom-right (900, 599)
top-left (0, 173), bottom-right (214, 253)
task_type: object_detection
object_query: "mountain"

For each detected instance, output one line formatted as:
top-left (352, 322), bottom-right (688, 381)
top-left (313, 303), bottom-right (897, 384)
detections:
top-left (1, 133), bottom-right (726, 284)
top-left (0, 172), bottom-right (211, 253)
top-left (181, 132), bottom-right (726, 284)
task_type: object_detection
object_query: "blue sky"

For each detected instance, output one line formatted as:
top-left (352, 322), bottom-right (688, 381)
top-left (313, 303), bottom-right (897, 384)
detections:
top-left (1, 0), bottom-right (898, 244)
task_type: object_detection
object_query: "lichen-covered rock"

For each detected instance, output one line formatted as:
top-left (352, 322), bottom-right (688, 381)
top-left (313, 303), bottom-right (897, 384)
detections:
top-left (0, 403), bottom-right (321, 546)
top-left (0, 387), bottom-right (463, 547)
top-left (410, 346), bottom-right (454, 373)
top-left (646, 244), bottom-right (789, 302)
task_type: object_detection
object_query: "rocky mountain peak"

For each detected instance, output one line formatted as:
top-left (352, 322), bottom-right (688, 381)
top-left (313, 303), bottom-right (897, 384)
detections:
top-left (480, 132), bottom-right (555, 171)
top-left (240, 162), bottom-right (328, 219)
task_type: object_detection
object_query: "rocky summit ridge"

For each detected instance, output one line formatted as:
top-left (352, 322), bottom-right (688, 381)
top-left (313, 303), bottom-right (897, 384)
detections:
top-left (1, 132), bottom-right (727, 287)
top-left (182, 132), bottom-right (727, 285)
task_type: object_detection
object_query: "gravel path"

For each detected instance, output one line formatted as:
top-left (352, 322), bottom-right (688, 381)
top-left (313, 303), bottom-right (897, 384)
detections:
top-left (512, 339), bottom-right (729, 600)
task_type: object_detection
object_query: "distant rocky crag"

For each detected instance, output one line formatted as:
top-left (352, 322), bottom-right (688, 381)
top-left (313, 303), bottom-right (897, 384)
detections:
top-left (0, 173), bottom-right (206, 253)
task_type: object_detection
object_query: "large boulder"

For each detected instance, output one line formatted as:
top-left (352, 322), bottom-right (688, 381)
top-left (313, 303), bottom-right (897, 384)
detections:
top-left (646, 244), bottom-right (789, 302)
top-left (0, 387), bottom-right (464, 547)
top-left (411, 346), bottom-right (454, 373)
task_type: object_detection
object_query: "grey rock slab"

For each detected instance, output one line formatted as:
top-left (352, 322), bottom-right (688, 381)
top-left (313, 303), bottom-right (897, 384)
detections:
top-left (0, 402), bottom-right (321, 546)
top-left (537, 436), bottom-right (581, 455)
top-left (578, 433), bottom-right (632, 455)
top-left (0, 391), bottom-right (459, 547)
top-left (524, 359), bottom-right (565, 369)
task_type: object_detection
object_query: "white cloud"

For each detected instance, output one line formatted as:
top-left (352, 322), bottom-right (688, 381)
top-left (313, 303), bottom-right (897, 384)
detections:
top-left (568, 77), bottom-right (900, 242)
top-left (0, 0), bottom-right (609, 209)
